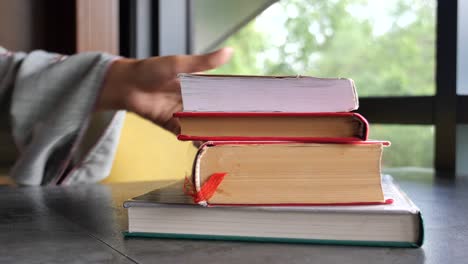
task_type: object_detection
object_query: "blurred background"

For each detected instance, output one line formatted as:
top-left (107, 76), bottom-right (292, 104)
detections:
top-left (209, 0), bottom-right (436, 170)
top-left (0, 0), bottom-right (466, 183)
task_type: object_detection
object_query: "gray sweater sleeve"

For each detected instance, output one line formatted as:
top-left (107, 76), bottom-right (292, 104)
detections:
top-left (0, 47), bottom-right (125, 185)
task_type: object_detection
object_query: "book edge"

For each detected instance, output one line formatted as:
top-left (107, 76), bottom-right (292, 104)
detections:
top-left (178, 74), bottom-right (359, 112)
top-left (417, 212), bottom-right (425, 247)
top-left (179, 73), bottom-right (354, 81)
top-left (123, 231), bottom-right (421, 248)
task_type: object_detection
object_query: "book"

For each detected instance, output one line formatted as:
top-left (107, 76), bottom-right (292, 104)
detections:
top-left (179, 74), bottom-right (358, 112)
top-left (175, 112), bottom-right (369, 141)
top-left (123, 175), bottom-right (424, 248)
top-left (188, 141), bottom-right (389, 206)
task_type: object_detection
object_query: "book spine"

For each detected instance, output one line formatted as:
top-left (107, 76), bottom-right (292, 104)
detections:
top-left (351, 113), bottom-right (369, 140)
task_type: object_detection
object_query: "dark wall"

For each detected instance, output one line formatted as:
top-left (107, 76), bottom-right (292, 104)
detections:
top-left (0, 0), bottom-right (76, 169)
top-left (0, 0), bottom-right (75, 53)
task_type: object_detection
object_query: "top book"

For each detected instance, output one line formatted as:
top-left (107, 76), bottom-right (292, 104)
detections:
top-left (179, 74), bottom-right (359, 112)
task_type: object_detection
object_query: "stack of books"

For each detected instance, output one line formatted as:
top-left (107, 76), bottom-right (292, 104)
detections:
top-left (124, 74), bottom-right (424, 247)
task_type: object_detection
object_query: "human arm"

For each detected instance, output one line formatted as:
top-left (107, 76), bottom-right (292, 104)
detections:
top-left (0, 47), bottom-right (231, 185)
top-left (98, 48), bottom-right (233, 134)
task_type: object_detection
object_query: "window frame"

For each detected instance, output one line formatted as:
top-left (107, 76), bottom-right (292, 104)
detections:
top-left (356, 1), bottom-right (461, 176)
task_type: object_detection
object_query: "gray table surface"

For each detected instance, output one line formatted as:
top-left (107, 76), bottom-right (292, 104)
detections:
top-left (0, 170), bottom-right (467, 264)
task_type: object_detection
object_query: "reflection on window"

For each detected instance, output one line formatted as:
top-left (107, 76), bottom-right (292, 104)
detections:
top-left (371, 125), bottom-right (434, 168)
top-left (211, 0), bottom-right (436, 97)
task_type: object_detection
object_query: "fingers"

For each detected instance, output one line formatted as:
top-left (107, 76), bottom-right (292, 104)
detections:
top-left (158, 78), bottom-right (181, 94)
top-left (167, 47), bottom-right (233, 76)
top-left (154, 99), bottom-right (182, 134)
top-left (129, 48), bottom-right (232, 133)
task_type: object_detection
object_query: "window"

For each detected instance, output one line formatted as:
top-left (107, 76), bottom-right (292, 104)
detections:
top-left (126, 0), bottom-right (465, 175)
top-left (371, 125), bottom-right (434, 168)
top-left (457, 0), bottom-right (468, 95)
top-left (210, 0), bottom-right (436, 168)
top-left (211, 0), bottom-right (436, 97)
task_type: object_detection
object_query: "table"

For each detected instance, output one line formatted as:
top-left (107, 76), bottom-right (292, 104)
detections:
top-left (0, 170), bottom-right (467, 264)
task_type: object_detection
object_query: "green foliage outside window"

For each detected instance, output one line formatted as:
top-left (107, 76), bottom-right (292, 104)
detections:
top-left (210, 0), bottom-right (435, 168)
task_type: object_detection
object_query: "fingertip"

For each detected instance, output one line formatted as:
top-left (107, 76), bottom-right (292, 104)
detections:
top-left (208, 47), bottom-right (233, 67)
top-left (177, 47), bottom-right (235, 74)
top-left (221, 47), bottom-right (234, 55)
top-left (218, 47), bottom-right (234, 61)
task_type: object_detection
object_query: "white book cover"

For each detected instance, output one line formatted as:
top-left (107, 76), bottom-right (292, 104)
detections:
top-left (179, 74), bottom-right (359, 113)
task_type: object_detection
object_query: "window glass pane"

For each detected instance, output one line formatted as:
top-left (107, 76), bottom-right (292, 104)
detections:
top-left (457, 0), bottom-right (468, 95)
top-left (210, 0), bottom-right (436, 97)
top-left (370, 125), bottom-right (434, 169)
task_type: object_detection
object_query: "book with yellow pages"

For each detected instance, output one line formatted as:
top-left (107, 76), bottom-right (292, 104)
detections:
top-left (187, 141), bottom-right (390, 206)
top-left (174, 112), bottom-right (369, 141)
top-left (123, 175), bottom-right (424, 248)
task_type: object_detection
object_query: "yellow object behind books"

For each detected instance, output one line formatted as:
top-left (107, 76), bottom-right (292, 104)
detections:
top-left (103, 113), bottom-right (196, 183)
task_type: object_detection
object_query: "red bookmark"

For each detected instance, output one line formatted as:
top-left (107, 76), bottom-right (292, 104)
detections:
top-left (184, 173), bottom-right (227, 205)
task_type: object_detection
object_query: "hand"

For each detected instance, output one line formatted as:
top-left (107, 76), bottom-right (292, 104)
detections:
top-left (98, 48), bottom-right (233, 134)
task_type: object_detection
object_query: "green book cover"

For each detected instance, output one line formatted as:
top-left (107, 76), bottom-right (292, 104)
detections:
top-left (123, 230), bottom-right (422, 248)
